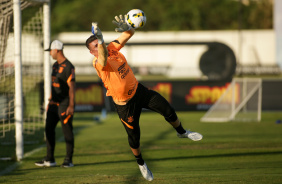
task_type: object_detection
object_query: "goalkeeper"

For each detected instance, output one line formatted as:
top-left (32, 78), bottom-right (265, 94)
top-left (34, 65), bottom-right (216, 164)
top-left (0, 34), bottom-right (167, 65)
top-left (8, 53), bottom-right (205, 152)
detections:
top-left (85, 15), bottom-right (203, 181)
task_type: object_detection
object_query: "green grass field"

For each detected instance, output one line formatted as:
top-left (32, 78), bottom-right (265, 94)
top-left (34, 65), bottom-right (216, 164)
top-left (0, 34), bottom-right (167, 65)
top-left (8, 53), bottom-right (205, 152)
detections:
top-left (0, 111), bottom-right (282, 184)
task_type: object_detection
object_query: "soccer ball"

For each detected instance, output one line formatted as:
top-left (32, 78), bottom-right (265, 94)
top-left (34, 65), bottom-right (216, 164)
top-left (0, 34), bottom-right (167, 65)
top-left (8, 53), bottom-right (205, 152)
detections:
top-left (126, 9), bottom-right (146, 29)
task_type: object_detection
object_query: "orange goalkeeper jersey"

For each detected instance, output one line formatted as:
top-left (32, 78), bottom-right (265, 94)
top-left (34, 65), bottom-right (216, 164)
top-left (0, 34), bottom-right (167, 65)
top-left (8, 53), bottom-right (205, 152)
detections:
top-left (92, 41), bottom-right (138, 102)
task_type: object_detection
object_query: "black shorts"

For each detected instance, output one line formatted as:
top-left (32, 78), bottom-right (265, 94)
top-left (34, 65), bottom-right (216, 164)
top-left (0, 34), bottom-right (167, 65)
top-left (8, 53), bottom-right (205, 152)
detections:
top-left (114, 83), bottom-right (177, 149)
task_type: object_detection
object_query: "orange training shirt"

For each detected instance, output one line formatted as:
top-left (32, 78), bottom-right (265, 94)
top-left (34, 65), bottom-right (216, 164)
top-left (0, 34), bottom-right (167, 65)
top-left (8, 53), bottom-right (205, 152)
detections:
top-left (92, 41), bottom-right (138, 102)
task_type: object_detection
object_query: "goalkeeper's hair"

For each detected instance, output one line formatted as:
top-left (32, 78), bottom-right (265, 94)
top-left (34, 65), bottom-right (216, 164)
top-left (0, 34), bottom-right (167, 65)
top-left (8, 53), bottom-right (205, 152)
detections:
top-left (85, 35), bottom-right (97, 49)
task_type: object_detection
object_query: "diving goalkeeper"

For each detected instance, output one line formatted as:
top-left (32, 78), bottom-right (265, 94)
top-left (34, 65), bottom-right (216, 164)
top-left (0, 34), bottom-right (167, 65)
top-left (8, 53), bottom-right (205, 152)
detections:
top-left (85, 15), bottom-right (203, 181)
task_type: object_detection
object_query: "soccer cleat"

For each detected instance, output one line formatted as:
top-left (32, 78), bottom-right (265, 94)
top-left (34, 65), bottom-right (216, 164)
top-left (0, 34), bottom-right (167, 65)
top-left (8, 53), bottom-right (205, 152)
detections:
top-left (61, 158), bottom-right (74, 168)
top-left (138, 163), bottom-right (153, 181)
top-left (177, 130), bottom-right (203, 141)
top-left (35, 157), bottom-right (56, 167)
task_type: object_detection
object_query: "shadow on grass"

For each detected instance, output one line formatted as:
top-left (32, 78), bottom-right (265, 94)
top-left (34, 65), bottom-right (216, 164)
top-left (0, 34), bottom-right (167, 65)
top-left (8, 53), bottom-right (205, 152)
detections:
top-left (0, 124), bottom-right (89, 176)
top-left (71, 150), bottom-right (282, 167)
top-left (7, 150), bottom-right (281, 183)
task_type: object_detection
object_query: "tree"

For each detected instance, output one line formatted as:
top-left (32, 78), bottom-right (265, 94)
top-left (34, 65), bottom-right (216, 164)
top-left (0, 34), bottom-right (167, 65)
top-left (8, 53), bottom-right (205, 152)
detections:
top-left (46, 0), bottom-right (272, 35)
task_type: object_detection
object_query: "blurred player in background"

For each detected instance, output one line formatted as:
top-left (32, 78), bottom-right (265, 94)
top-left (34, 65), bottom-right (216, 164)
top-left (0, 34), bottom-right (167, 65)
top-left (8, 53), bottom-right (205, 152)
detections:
top-left (85, 16), bottom-right (203, 181)
top-left (35, 40), bottom-right (76, 168)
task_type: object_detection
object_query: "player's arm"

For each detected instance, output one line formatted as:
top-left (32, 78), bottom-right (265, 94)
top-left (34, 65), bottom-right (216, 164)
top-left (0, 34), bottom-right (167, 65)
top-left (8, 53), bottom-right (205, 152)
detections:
top-left (46, 94), bottom-right (52, 111)
top-left (97, 42), bottom-right (108, 67)
top-left (66, 81), bottom-right (75, 115)
top-left (92, 22), bottom-right (108, 66)
top-left (48, 95), bottom-right (52, 102)
top-left (112, 15), bottom-right (135, 47)
top-left (117, 28), bottom-right (135, 47)
top-left (92, 22), bottom-right (108, 67)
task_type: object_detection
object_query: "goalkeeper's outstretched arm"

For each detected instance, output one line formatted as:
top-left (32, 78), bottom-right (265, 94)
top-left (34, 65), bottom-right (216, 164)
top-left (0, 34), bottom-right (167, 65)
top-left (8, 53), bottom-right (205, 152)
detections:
top-left (91, 22), bottom-right (108, 67)
top-left (117, 28), bottom-right (135, 47)
top-left (112, 14), bottom-right (135, 47)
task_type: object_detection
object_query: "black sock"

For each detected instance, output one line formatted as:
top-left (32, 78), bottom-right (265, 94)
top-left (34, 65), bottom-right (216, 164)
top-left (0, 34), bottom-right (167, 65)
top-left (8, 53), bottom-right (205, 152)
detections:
top-left (175, 122), bottom-right (186, 134)
top-left (135, 153), bottom-right (145, 165)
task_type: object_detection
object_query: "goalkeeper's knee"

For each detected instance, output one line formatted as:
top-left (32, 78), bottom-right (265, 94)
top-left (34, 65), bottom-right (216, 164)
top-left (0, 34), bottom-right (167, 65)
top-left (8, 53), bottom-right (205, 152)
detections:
top-left (164, 111), bottom-right (178, 123)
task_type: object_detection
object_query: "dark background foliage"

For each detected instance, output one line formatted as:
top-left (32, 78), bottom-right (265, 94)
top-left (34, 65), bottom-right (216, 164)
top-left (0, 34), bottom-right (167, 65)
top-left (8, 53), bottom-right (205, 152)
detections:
top-left (22, 0), bottom-right (273, 35)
